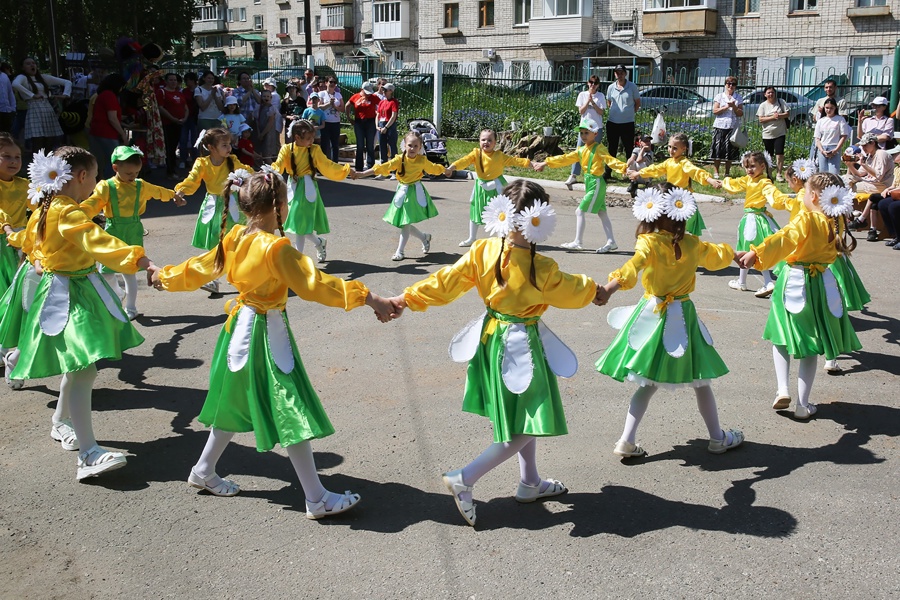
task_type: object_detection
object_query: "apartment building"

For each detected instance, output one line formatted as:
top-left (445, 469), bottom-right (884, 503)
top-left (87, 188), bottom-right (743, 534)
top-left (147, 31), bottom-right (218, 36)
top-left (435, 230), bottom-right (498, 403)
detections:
top-left (191, 0), bottom-right (899, 85)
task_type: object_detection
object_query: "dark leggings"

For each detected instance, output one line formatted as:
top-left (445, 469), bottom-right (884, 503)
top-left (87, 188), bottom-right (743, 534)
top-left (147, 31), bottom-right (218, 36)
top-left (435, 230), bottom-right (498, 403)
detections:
top-left (876, 194), bottom-right (900, 237)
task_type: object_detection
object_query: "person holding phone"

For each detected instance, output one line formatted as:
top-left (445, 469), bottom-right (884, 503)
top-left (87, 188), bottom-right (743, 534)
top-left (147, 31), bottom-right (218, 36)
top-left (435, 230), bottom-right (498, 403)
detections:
top-left (858, 96), bottom-right (894, 149)
top-left (709, 77), bottom-right (743, 178)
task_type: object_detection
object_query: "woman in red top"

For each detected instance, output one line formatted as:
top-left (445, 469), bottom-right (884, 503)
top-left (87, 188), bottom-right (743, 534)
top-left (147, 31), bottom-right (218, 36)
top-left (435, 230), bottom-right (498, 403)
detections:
top-left (377, 83), bottom-right (400, 163)
top-left (156, 72), bottom-right (188, 179)
top-left (347, 82), bottom-right (378, 171)
top-left (88, 73), bottom-right (127, 179)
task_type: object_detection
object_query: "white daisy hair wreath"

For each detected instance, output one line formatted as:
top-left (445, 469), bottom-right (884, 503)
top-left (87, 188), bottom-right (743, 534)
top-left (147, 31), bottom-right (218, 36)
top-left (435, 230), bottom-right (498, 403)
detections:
top-left (663, 187), bottom-right (698, 222)
top-left (791, 158), bottom-right (817, 180)
top-left (27, 149), bottom-right (72, 204)
top-left (227, 168), bottom-right (254, 188)
top-left (819, 185), bottom-right (854, 217)
top-left (481, 194), bottom-right (557, 244)
top-left (762, 151), bottom-right (774, 169)
top-left (482, 194), bottom-right (516, 238)
top-left (632, 188), bottom-right (666, 222)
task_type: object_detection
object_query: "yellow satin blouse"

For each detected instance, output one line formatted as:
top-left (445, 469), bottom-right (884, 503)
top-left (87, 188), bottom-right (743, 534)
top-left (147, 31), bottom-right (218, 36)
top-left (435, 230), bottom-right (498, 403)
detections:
top-left (159, 225), bottom-right (369, 313)
top-left (373, 154), bottom-right (446, 184)
top-left (637, 157), bottom-right (712, 189)
top-left (751, 210), bottom-right (838, 269)
top-left (0, 176), bottom-right (29, 228)
top-left (766, 187), bottom-right (805, 221)
top-left (5, 226), bottom-right (42, 263)
top-left (450, 149), bottom-right (531, 180)
top-left (546, 142), bottom-right (628, 177)
top-left (721, 174), bottom-right (779, 210)
top-left (272, 142), bottom-right (351, 180)
top-left (404, 237), bottom-right (597, 317)
top-left (81, 177), bottom-right (177, 219)
top-left (175, 156), bottom-right (253, 197)
top-left (25, 195), bottom-right (145, 273)
top-left (610, 232), bottom-right (734, 297)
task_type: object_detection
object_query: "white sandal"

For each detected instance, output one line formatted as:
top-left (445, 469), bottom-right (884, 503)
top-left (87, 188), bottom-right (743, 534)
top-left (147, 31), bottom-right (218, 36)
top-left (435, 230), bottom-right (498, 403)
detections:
top-left (76, 445), bottom-right (127, 480)
top-left (442, 469), bottom-right (476, 526)
top-left (515, 479), bottom-right (567, 503)
top-left (50, 420), bottom-right (79, 451)
top-left (305, 490), bottom-right (361, 520)
top-left (188, 469), bottom-right (240, 497)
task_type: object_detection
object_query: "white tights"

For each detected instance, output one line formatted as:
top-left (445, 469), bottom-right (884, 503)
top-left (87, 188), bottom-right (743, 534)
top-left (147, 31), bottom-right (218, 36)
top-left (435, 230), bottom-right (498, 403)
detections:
top-left (737, 267), bottom-right (774, 288)
top-left (456, 434), bottom-right (540, 503)
top-left (573, 208), bottom-right (616, 246)
top-left (397, 224), bottom-right (426, 254)
top-left (619, 384), bottom-right (724, 444)
top-left (462, 220), bottom-right (479, 244)
top-left (290, 233), bottom-right (323, 255)
top-left (103, 273), bottom-right (138, 312)
top-left (772, 345), bottom-right (818, 408)
top-left (193, 430), bottom-right (336, 507)
top-left (59, 365), bottom-right (98, 450)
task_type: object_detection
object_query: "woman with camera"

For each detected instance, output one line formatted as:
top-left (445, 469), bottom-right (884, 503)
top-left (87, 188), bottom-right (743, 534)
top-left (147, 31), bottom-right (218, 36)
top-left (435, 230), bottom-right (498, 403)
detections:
top-left (857, 96), bottom-right (894, 149)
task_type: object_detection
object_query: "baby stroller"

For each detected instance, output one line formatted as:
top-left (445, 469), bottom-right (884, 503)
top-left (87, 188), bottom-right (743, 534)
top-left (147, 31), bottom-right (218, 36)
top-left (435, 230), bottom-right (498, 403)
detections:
top-left (407, 118), bottom-right (448, 167)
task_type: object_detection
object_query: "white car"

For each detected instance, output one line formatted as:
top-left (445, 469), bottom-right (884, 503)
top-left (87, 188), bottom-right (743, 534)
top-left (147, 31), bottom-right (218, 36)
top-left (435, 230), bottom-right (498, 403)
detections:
top-left (686, 89), bottom-right (815, 125)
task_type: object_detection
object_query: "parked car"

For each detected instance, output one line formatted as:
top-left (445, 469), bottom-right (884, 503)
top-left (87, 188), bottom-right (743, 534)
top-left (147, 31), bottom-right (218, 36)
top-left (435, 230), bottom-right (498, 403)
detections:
top-left (687, 88), bottom-right (814, 124)
top-left (807, 88), bottom-right (891, 126)
top-left (251, 69), bottom-right (281, 85)
top-left (510, 80), bottom-right (568, 95)
top-left (639, 85), bottom-right (708, 116)
top-left (547, 82), bottom-right (587, 103)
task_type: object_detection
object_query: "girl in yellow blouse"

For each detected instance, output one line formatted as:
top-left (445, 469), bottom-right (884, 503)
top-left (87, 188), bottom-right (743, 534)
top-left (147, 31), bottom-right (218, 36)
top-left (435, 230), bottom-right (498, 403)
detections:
top-left (626, 133), bottom-right (716, 237)
top-left (0, 134), bottom-right (28, 297)
top-left (0, 224), bottom-right (43, 393)
top-left (711, 151), bottom-right (784, 298)
top-left (387, 180), bottom-right (601, 527)
top-left (533, 117), bottom-right (628, 254)
top-left (445, 129), bottom-right (531, 247)
top-left (595, 184), bottom-right (743, 458)
top-left (738, 173), bottom-right (862, 419)
top-left (270, 119), bottom-right (354, 262)
top-left (80, 146), bottom-right (184, 320)
top-left (174, 128), bottom-right (253, 294)
top-left (765, 158), bottom-right (817, 222)
top-left (151, 171), bottom-right (395, 518)
top-left (6, 147), bottom-right (156, 480)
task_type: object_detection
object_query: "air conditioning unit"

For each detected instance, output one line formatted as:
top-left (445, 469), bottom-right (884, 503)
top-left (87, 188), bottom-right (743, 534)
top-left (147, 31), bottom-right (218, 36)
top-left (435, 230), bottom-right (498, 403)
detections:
top-left (659, 40), bottom-right (680, 54)
top-left (482, 48), bottom-right (496, 60)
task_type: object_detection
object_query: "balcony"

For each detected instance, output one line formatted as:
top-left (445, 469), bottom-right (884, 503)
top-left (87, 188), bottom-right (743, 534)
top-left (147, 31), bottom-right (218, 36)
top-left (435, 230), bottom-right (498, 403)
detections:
top-left (321, 28), bottom-right (354, 43)
top-left (529, 16), bottom-right (593, 44)
top-left (642, 0), bottom-right (717, 38)
top-left (193, 19), bottom-right (226, 33)
top-left (373, 1), bottom-right (410, 40)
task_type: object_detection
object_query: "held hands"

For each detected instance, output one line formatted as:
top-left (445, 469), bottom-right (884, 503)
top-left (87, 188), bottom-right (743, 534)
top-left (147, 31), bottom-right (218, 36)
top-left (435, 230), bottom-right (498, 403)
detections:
top-left (444, 166), bottom-right (455, 178)
top-left (626, 170), bottom-right (639, 181)
top-left (706, 178), bottom-right (723, 189)
top-left (737, 250), bottom-right (757, 270)
top-left (532, 161), bottom-right (546, 172)
top-left (348, 168), bottom-right (358, 180)
top-left (593, 280), bottom-right (619, 306)
top-left (365, 292), bottom-right (403, 323)
top-left (174, 193), bottom-right (187, 207)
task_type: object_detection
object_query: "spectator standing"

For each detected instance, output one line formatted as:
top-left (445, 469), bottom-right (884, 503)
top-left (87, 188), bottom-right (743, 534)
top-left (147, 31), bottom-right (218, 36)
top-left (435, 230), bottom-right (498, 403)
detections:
top-left (564, 75), bottom-right (605, 188)
top-left (709, 76), bottom-right (744, 178)
top-left (179, 72), bottom-right (200, 168)
top-left (377, 83), bottom-right (399, 163)
top-left (347, 82), bottom-right (378, 171)
top-left (813, 98), bottom-right (849, 175)
top-left (12, 57), bottom-right (71, 152)
top-left (194, 71), bottom-right (224, 130)
top-left (605, 64), bottom-right (641, 179)
top-left (857, 96), bottom-right (894, 148)
top-left (232, 71), bottom-right (260, 131)
top-left (281, 82), bottom-right (304, 130)
top-left (156, 73), bottom-right (188, 179)
top-left (756, 86), bottom-right (790, 181)
top-left (301, 95), bottom-right (326, 142)
top-left (318, 78), bottom-right (344, 163)
top-left (814, 79), bottom-right (849, 121)
top-left (0, 63), bottom-right (15, 133)
top-left (262, 78), bottom-right (282, 140)
top-left (88, 73), bottom-right (128, 179)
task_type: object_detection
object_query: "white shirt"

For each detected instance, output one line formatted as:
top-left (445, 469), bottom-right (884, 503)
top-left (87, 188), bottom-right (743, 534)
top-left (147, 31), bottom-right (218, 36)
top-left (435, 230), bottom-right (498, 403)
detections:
top-left (814, 115), bottom-right (850, 148)
top-left (576, 90), bottom-right (606, 127)
top-left (12, 73), bottom-right (72, 101)
top-left (712, 92), bottom-right (743, 129)
top-left (318, 90), bottom-right (343, 123)
top-left (194, 86), bottom-right (223, 120)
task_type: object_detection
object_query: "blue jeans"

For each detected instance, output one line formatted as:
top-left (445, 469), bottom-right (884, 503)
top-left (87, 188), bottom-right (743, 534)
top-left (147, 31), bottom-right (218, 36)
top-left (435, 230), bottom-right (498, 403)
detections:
top-left (320, 121), bottom-right (342, 163)
top-left (180, 118), bottom-right (199, 164)
top-left (89, 135), bottom-right (119, 179)
top-left (353, 118), bottom-right (376, 171)
top-left (817, 145), bottom-right (841, 175)
top-left (378, 120), bottom-right (398, 162)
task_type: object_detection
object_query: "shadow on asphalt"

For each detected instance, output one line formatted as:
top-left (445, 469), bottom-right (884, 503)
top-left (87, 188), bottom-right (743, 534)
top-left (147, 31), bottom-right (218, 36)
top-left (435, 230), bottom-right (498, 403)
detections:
top-left (322, 255), bottom-right (459, 279)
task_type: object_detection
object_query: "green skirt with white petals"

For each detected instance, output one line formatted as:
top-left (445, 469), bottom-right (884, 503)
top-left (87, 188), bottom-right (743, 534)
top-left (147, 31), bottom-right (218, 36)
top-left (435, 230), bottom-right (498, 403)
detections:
top-left (198, 309), bottom-right (334, 452)
top-left (0, 234), bottom-right (18, 296)
top-left (382, 182), bottom-right (439, 228)
top-left (829, 253), bottom-right (870, 312)
top-left (685, 208), bottom-right (706, 237)
top-left (0, 261), bottom-right (33, 349)
top-left (284, 177), bottom-right (330, 235)
top-left (462, 317), bottom-right (567, 444)
top-left (469, 176), bottom-right (508, 224)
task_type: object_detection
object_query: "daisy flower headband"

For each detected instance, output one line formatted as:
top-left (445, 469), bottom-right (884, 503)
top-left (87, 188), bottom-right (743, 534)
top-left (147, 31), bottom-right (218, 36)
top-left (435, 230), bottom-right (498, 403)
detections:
top-left (226, 168), bottom-right (254, 188)
top-left (482, 194), bottom-right (557, 245)
top-left (662, 188), bottom-right (698, 222)
top-left (819, 185), bottom-right (854, 217)
top-left (790, 158), bottom-right (817, 180)
top-left (26, 149), bottom-right (73, 205)
top-left (742, 150), bottom-right (773, 170)
top-left (633, 188), bottom-right (666, 222)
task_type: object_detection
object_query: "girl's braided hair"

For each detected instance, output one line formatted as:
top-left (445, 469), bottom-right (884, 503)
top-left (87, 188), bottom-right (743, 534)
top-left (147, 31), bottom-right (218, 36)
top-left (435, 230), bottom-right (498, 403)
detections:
top-left (215, 171), bottom-right (287, 274)
top-left (494, 179), bottom-right (547, 290)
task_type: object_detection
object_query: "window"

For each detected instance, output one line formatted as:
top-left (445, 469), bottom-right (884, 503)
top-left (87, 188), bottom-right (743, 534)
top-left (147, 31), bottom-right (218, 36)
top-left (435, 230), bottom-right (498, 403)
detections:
top-left (512, 61), bottom-right (530, 79)
top-left (213, 35), bottom-right (223, 47)
top-left (789, 0), bottom-right (817, 11)
top-left (444, 62), bottom-right (460, 75)
top-left (297, 16), bottom-right (305, 34)
top-left (443, 3), bottom-right (459, 28)
top-left (787, 57), bottom-right (815, 88)
top-left (644, 0), bottom-right (711, 9)
top-left (613, 20), bottom-right (634, 33)
top-left (514, 0), bottom-right (531, 24)
top-left (240, 39), bottom-right (247, 47)
top-left (394, 50), bottom-right (404, 62)
top-left (734, 0), bottom-right (759, 14)
top-left (198, 37), bottom-right (207, 49)
top-left (731, 58), bottom-right (756, 86)
top-left (477, 62), bottom-right (491, 78)
top-left (315, 16), bottom-right (321, 33)
top-left (554, 0), bottom-right (579, 15)
top-left (660, 58), bottom-right (699, 84)
top-left (479, 1), bottom-right (494, 26)
top-left (253, 0), bottom-right (260, 4)
top-left (229, 36), bottom-right (236, 47)
top-left (851, 56), bottom-right (885, 85)
top-left (226, 9), bottom-right (233, 22)
top-left (254, 15), bottom-right (264, 30)
top-left (240, 8), bottom-right (247, 21)
top-left (279, 18), bottom-right (289, 34)
top-left (196, 5), bottom-right (218, 20)
top-left (325, 6), bottom-right (347, 28)
top-left (857, 0), bottom-right (886, 5)
top-left (375, 2), bottom-right (401, 22)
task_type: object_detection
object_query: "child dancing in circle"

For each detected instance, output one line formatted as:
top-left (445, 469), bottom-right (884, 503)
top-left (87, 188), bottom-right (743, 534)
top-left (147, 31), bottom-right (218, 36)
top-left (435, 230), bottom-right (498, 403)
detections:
top-left (626, 132), bottom-right (715, 237)
top-left (175, 127), bottom-right (253, 294)
top-left (533, 117), bottom-right (628, 253)
top-left (595, 185), bottom-right (743, 457)
top-left (358, 130), bottom-right (445, 261)
top-left (6, 148), bottom-right (156, 479)
top-left (766, 158), bottom-right (817, 222)
top-left (80, 146), bottom-right (186, 320)
top-left (270, 119), bottom-right (354, 261)
top-left (151, 170), bottom-right (396, 518)
top-left (738, 174), bottom-right (862, 418)
top-left (387, 180), bottom-right (602, 527)
top-left (445, 129), bottom-right (531, 247)
top-left (0, 133), bottom-right (28, 298)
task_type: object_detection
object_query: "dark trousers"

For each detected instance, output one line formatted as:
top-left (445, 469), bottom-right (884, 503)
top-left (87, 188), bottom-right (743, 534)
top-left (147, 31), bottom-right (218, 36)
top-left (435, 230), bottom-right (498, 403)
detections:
top-left (378, 121), bottom-right (398, 162)
top-left (605, 120), bottom-right (635, 176)
top-left (353, 118), bottom-right (376, 171)
top-left (179, 118), bottom-right (199, 165)
top-left (163, 122), bottom-right (182, 175)
top-left (320, 121), bottom-right (342, 163)
top-left (876, 194), bottom-right (900, 237)
top-left (0, 111), bottom-right (13, 134)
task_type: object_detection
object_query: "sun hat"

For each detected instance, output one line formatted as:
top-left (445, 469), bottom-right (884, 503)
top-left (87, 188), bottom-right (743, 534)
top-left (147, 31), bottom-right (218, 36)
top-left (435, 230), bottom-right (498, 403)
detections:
top-left (110, 145), bottom-right (144, 162)
top-left (859, 132), bottom-right (879, 146)
top-left (224, 95), bottom-right (238, 106)
top-left (574, 117), bottom-right (600, 133)
top-left (263, 77), bottom-right (277, 87)
top-left (383, 83), bottom-right (395, 91)
top-left (871, 96), bottom-right (889, 106)
top-left (361, 81), bottom-right (375, 94)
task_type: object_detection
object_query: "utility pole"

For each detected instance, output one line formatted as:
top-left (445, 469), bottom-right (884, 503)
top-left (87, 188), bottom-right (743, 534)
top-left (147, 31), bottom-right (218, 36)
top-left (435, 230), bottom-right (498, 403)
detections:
top-left (304, 0), bottom-right (312, 58)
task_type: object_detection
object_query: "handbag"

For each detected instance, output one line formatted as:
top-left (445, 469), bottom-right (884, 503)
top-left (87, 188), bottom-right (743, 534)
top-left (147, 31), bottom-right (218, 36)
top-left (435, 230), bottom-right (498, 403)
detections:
top-left (729, 117), bottom-right (749, 148)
